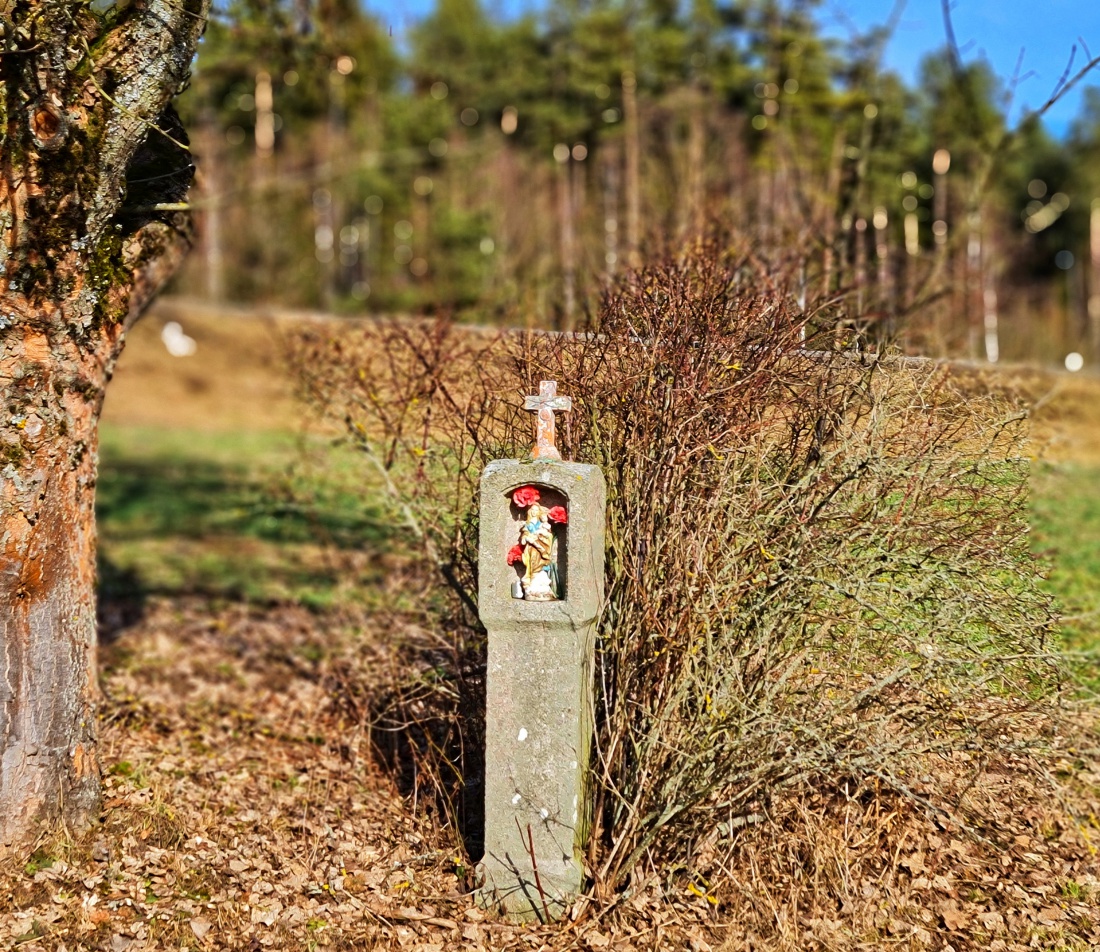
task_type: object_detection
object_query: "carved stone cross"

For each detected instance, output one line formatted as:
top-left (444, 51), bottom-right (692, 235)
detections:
top-left (525, 380), bottom-right (572, 461)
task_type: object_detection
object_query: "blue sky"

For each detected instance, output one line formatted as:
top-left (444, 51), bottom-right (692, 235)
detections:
top-left (819, 1), bottom-right (1100, 136)
top-left (367, 0), bottom-right (1100, 137)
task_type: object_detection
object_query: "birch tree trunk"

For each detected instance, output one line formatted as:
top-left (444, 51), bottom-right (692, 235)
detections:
top-left (0, 0), bottom-right (209, 846)
top-left (621, 69), bottom-right (640, 270)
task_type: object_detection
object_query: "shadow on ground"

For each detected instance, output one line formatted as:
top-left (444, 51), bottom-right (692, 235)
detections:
top-left (95, 435), bottom-right (397, 635)
top-left (94, 424), bottom-right (486, 857)
top-left (97, 454), bottom-right (387, 549)
top-left (97, 557), bottom-right (149, 643)
top-left (322, 598), bottom-right (489, 862)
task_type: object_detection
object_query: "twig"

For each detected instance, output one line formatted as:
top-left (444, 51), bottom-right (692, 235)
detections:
top-left (517, 818), bottom-right (552, 924)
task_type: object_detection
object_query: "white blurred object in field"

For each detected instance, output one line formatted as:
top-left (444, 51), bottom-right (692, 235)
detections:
top-left (1065, 352), bottom-right (1084, 372)
top-left (161, 321), bottom-right (197, 357)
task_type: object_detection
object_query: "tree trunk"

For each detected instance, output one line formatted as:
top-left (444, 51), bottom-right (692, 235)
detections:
top-left (621, 69), bottom-right (640, 270)
top-left (681, 86), bottom-right (705, 239)
top-left (1089, 199), bottom-right (1100, 358)
top-left (0, 0), bottom-right (210, 847)
top-left (557, 151), bottom-right (576, 329)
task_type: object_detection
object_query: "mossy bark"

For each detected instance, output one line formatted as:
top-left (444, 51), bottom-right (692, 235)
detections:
top-left (0, 0), bottom-right (210, 847)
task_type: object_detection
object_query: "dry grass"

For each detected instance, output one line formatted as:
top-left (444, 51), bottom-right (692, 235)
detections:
top-left (103, 298), bottom-right (301, 434)
top-left (104, 297), bottom-right (1100, 463)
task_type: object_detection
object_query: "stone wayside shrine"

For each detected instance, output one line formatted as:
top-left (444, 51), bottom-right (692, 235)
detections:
top-left (477, 381), bottom-right (606, 920)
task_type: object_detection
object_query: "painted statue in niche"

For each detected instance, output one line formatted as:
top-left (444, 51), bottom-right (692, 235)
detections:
top-left (507, 485), bottom-right (568, 600)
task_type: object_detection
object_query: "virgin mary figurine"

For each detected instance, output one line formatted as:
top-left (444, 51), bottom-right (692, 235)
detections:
top-left (506, 487), bottom-right (568, 600)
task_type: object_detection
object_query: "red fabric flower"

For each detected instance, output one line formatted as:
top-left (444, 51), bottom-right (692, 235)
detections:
top-left (506, 544), bottom-right (525, 565)
top-left (547, 505), bottom-right (568, 524)
top-left (512, 486), bottom-right (540, 507)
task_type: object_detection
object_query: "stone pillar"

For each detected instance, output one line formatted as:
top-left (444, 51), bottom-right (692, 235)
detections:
top-left (477, 458), bottom-right (605, 921)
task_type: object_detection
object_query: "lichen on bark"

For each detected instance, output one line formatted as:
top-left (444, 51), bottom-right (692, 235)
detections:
top-left (0, 0), bottom-right (211, 848)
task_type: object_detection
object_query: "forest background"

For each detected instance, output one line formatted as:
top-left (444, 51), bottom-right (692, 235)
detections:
top-left (174, 0), bottom-right (1100, 366)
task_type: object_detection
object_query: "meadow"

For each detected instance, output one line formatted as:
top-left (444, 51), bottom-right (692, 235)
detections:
top-left (97, 301), bottom-right (1100, 660)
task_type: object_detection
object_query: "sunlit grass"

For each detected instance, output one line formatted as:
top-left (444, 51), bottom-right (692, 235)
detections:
top-left (97, 425), bottom-right (404, 611)
top-left (1031, 462), bottom-right (1100, 656)
top-left (96, 426), bottom-right (1100, 651)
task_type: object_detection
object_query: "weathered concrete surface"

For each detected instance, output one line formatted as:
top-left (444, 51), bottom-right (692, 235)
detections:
top-left (477, 459), bottom-right (605, 920)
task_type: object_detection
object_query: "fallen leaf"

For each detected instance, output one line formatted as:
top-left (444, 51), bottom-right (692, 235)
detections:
top-left (939, 901), bottom-right (968, 931)
top-left (251, 906), bottom-right (278, 926)
top-left (886, 918), bottom-right (909, 935)
top-left (686, 930), bottom-right (713, 952)
top-left (979, 911), bottom-right (1004, 931)
top-left (901, 853), bottom-right (926, 875)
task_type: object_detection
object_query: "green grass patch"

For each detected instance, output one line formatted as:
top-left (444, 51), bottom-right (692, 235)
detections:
top-left (23, 850), bottom-right (55, 876)
top-left (1031, 462), bottom-right (1100, 655)
top-left (97, 425), bottom-right (404, 610)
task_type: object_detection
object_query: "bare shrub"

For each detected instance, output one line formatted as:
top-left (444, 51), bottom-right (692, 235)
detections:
top-left (293, 238), bottom-right (1060, 895)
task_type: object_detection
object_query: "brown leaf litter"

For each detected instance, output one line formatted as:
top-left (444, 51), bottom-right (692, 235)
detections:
top-left (2, 597), bottom-right (1099, 950)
